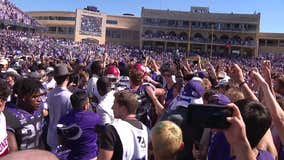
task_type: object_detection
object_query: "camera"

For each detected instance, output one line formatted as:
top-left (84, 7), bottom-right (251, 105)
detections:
top-left (187, 104), bottom-right (233, 129)
top-left (192, 60), bottom-right (199, 65)
top-left (142, 53), bottom-right (146, 60)
top-left (173, 50), bottom-right (181, 70)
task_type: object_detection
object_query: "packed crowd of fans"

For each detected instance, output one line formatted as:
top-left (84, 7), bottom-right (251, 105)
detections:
top-left (0, 27), bottom-right (283, 160)
top-left (0, 13), bottom-right (284, 159)
top-left (142, 32), bottom-right (256, 46)
top-left (0, 0), bottom-right (40, 26)
top-left (143, 19), bottom-right (256, 32)
top-left (142, 32), bottom-right (188, 41)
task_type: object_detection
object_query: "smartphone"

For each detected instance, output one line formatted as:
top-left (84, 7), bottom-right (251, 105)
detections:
top-left (192, 60), bottom-right (199, 65)
top-left (187, 104), bottom-right (233, 129)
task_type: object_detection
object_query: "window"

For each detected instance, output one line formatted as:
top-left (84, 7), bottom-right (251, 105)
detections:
top-left (48, 27), bottom-right (56, 32)
top-left (183, 21), bottom-right (189, 27)
top-left (33, 16), bottom-right (75, 21)
top-left (58, 17), bottom-right (75, 21)
top-left (234, 24), bottom-right (240, 28)
top-left (57, 27), bottom-right (66, 34)
top-left (168, 20), bottom-right (175, 26)
top-left (159, 19), bottom-right (168, 26)
top-left (49, 16), bottom-right (55, 20)
top-left (259, 39), bottom-right (265, 46)
top-left (106, 20), bottom-right (118, 24)
top-left (143, 18), bottom-right (153, 25)
top-left (133, 31), bottom-right (139, 40)
top-left (279, 40), bottom-right (284, 47)
top-left (266, 39), bottom-right (278, 46)
top-left (112, 30), bottom-right (121, 38)
top-left (248, 24), bottom-right (257, 31)
top-left (68, 27), bottom-right (74, 34)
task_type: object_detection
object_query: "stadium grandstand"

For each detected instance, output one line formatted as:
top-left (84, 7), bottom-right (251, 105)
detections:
top-left (0, 0), bottom-right (43, 31)
top-left (26, 6), bottom-right (284, 56)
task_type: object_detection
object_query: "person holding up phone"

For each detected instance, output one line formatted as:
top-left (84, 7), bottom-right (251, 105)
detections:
top-left (221, 103), bottom-right (256, 160)
top-left (190, 103), bottom-right (248, 160)
top-left (207, 101), bottom-right (274, 160)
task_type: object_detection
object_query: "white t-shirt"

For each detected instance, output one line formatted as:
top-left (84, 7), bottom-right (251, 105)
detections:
top-left (97, 90), bottom-right (115, 125)
top-left (43, 78), bottom-right (56, 90)
top-left (87, 75), bottom-right (102, 102)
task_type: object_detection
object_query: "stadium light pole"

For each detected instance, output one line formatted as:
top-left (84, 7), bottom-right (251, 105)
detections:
top-left (187, 21), bottom-right (191, 57)
top-left (210, 24), bottom-right (214, 58)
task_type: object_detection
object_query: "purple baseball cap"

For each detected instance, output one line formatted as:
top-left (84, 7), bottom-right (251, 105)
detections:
top-left (208, 93), bottom-right (231, 105)
top-left (170, 80), bottom-right (205, 108)
top-left (183, 80), bottom-right (205, 98)
top-left (197, 71), bottom-right (208, 79)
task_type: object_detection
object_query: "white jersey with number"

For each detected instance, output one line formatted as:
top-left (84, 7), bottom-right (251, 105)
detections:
top-left (112, 119), bottom-right (148, 160)
top-left (0, 112), bottom-right (8, 156)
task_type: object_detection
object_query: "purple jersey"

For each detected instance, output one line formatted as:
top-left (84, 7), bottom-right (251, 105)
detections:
top-left (5, 107), bottom-right (44, 150)
top-left (208, 132), bottom-right (274, 160)
top-left (208, 132), bottom-right (230, 160)
top-left (59, 110), bottom-right (101, 160)
top-left (230, 150), bottom-right (274, 160)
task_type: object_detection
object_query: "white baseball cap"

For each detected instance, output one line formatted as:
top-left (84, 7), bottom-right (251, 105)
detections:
top-left (0, 58), bottom-right (8, 65)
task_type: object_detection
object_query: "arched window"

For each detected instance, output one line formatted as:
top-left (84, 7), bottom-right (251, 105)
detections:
top-left (220, 35), bottom-right (229, 43)
top-left (168, 31), bottom-right (177, 37)
top-left (232, 35), bottom-right (241, 41)
top-left (194, 33), bottom-right (204, 39)
top-left (244, 36), bottom-right (254, 41)
top-left (208, 34), bottom-right (217, 41)
top-left (180, 32), bottom-right (188, 40)
top-left (144, 30), bottom-right (153, 35)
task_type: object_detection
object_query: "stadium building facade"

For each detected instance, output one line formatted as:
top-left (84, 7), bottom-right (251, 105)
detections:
top-left (27, 7), bottom-right (284, 56)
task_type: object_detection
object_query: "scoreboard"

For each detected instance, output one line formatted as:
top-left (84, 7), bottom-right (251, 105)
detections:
top-left (74, 9), bottom-right (106, 44)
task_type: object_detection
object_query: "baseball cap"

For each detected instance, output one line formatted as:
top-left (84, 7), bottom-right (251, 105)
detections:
top-left (217, 71), bottom-right (227, 79)
top-left (46, 67), bottom-right (54, 75)
top-left (0, 58), bottom-right (8, 65)
top-left (57, 124), bottom-right (82, 140)
top-left (208, 93), bottom-right (231, 105)
top-left (170, 80), bottom-right (205, 109)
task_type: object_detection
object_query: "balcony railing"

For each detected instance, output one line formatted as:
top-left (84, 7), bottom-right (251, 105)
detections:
top-left (143, 22), bottom-right (257, 32)
top-left (142, 34), bottom-right (257, 47)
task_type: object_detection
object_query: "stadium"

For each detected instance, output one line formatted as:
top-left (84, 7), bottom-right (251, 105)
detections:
top-left (26, 6), bottom-right (284, 57)
top-left (0, 0), bottom-right (284, 160)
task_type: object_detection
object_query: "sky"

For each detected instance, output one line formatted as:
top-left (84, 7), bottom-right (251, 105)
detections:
top-left (10, 0), bottom-right (284, 33)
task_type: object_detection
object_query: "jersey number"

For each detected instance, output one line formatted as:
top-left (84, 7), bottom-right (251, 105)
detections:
top-left (137, 136), bottom-right (146, 148)
top-left (21, 121), bottom-right (41, 149)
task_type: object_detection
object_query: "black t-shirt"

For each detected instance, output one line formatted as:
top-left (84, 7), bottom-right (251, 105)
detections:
top-left (99, 119), bottom-right (142, 160)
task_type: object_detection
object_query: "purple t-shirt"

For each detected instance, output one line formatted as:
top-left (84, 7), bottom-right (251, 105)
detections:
top-left (208, 132), bottom-right (230, 160)
top-left (208, 132), bottom-right (274, 160)
top-left (59, 110), bottom-right (101, 160)
top-left (230, 150), bottom-right (274, 160)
